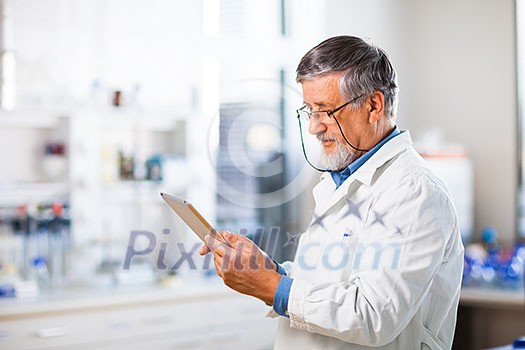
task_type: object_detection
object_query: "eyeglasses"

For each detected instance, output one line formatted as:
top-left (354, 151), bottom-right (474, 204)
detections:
top-left (296, 94), bottom-right (365, 123)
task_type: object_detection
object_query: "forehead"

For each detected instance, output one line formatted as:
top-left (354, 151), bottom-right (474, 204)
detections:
top-left (301, 72), bottom-right (344, 107)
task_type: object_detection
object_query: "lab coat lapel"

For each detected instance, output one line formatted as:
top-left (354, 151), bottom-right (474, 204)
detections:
top-left (313, 131), bottom-right (413, 218)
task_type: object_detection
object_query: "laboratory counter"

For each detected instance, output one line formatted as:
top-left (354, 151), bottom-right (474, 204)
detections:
top-left (1, 283), bottom-right (523, 350)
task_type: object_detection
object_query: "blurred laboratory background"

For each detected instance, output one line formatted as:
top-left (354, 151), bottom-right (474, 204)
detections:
top-left (0, 0), bottom-right (523, 349)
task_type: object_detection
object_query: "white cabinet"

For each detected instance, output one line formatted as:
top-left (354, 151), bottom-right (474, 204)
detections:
top-left (0, 107), bottom-right (196, 286)
top-left (0, 109), bottom-right (71, 205)
top-left (67, 109), bottom-right (190, 250)
top-left (102, 295), bottom-right (276, 350)
top-left (0, 311), bottom-right (108, 349)
top-left (0, 286), bottom-right (277, 350)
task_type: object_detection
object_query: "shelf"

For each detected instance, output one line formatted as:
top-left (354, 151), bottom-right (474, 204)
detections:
top-left (0, 108), bottom-right (69, 129)
top-left (0, 182), bottom-right (70, 207)
top-left (75, 108), bottom-right (186, 132)
top-left (96, 181), bottom-right (185, 203)
top-left (100, 180), bottom-right (166, 193)
top-left (0, 107), bottom-right (185, 131)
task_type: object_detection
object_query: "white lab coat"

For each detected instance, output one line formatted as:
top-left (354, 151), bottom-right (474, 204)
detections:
top-left (270, 131), bottom-right (464, 350)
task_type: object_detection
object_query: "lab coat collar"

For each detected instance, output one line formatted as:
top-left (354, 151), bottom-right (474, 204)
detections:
top-left (351, 130), bottom-right (412, 186)
top-left (313, 130), bottom-right (413, 216)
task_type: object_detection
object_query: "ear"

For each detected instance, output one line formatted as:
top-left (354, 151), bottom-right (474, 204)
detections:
top-left (367, 91), bottom-right (385, 124)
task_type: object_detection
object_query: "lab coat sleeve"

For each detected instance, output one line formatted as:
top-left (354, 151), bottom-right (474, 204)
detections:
top-left (287, 175), bottom-right (461, 346)
top-left (281, 260), bottom-right (295, 276)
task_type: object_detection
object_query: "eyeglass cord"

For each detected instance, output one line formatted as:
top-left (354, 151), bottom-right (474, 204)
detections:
top-left (297, 115), bottom-right (370, 173)
top-left (332, 115), bottom-right (370, 152)
top-left (297, 115), bottom-right (328, 172)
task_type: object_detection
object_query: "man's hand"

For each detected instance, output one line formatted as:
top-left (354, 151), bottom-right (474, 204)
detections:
top-left (199, 231), bottom-right (282, 305)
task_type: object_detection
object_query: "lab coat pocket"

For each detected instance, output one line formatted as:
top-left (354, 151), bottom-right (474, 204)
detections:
top-left (319, 224), bottom-right (359, 282)
top-left (420, 326), bottom-right (447, 350)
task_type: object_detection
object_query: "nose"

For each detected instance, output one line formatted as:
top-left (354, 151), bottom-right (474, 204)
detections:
top-left (308, 116), bottom-right (327, 135)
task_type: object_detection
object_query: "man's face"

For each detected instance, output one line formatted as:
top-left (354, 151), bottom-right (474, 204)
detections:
top-left (301, 73), bottom-right (369, 170)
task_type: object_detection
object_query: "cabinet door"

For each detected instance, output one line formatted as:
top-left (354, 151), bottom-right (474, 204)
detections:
top-left (101, 294), bottom-right (277, 349)
top-left (0, 311), bottom-right (108, 349)
top-left (0, 293), bottom-right (278, 349)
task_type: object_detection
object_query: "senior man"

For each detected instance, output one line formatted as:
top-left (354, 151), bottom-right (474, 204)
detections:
top-left (200, 35), bottom-right (464, 350)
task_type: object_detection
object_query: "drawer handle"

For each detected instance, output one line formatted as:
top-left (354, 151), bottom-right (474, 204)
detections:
top-left (142, 315), bottom-right (173, 325)
top-left (36, 326), bottom-right (70, 338)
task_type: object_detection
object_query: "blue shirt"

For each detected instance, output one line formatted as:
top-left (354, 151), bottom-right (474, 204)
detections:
top-left (272, 126), bottom-right (401, 317)
top-left (330, 126), bottom-right (401, 188)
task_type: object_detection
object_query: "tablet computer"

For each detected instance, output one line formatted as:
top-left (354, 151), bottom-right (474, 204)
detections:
top-left (160, 192), bottom-right (225, 243)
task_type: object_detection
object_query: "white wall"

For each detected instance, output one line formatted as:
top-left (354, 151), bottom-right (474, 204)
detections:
top-left (12, 0), bottom-right (204, 109)
top-left (6, 0), bottom-right (518, 244)
top-left (324, 0), bottom-right (517, 244)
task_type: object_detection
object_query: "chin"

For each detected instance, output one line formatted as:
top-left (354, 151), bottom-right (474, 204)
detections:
top-left (318, 140), bottom-right (355, 170)
top-left (322, 148), bottom-right (356, 169)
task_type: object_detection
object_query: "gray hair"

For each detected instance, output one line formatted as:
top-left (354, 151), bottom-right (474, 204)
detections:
top-left (296, 36), bottom-right (399, 119)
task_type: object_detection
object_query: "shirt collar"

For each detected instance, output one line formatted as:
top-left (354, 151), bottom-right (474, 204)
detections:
top-left (329, 126), bottom-right (401, 188)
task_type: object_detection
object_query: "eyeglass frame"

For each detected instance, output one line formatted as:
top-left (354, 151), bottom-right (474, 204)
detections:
top-left (296, 94), bottom-right (366, 123)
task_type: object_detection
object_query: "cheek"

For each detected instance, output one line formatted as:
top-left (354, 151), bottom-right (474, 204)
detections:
top-left (325, 124), bottom-right (341, 138)
top-left (327, 123), bottom-right (351, 144)
top-left (339, 116), bottom-right (367, 137)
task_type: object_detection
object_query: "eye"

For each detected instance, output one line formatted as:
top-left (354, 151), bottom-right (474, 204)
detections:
top-left (301, 104), bottom-right (310, 111)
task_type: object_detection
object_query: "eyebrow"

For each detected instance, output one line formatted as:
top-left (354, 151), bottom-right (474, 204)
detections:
top-left (303, 100), bottom-right (330, 108)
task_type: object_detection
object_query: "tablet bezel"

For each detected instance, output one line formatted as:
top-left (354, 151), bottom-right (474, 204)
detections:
top-left (160, 192), bottom-right (220, 243)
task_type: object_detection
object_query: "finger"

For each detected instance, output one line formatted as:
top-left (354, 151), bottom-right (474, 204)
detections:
top-left (211, 244), bottom-right (227, 258)
top-left (214, 256), bottom-right (224, 278)
top-left (199, 244), bottom-right (210, 256)
top-left (205, 234), bottom-right (229, 256)
top-left (219, 230), bottom-right (241, 245)
top-left (206, 233), bottom-right (223, 250)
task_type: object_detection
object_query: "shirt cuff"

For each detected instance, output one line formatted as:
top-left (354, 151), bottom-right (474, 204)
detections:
top-left (275, 262), bottom-right (287, 276)
top-left (273, 275), bottom-right (293, 318)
